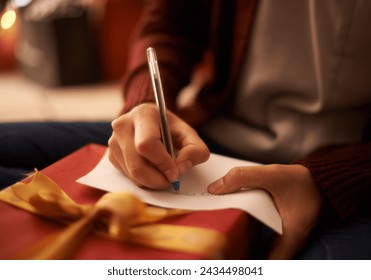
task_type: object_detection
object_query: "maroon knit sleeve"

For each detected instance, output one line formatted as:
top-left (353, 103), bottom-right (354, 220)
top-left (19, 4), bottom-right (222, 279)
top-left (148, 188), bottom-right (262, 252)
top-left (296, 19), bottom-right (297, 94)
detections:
top-left (120, 0), bottom-right (210, 114)
top-left (294, 142), bottom-right (371, 221)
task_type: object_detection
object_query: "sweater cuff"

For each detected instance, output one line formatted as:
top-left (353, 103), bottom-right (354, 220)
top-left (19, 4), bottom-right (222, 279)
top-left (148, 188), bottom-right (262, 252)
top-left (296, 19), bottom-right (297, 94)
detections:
top-left (120, 70), bottom-right (155, 114)
top-left (294, 143), bottom-right (371, 221)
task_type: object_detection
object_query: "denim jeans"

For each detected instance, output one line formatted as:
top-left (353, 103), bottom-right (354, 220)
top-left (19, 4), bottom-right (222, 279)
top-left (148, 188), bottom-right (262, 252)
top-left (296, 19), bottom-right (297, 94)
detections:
top-left (0, 121), bottom-right (370, 260)
top-left (297, 215), bottom-right (371, 259)
top-left (0, 121), bottom-right (112, 188)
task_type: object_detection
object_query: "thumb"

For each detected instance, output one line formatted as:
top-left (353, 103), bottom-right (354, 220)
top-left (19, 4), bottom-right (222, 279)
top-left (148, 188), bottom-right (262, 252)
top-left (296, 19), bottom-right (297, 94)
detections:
top-left (207, 169), bottom-right (242, 194)
top-left (207, 166), bottom-right (270, 195)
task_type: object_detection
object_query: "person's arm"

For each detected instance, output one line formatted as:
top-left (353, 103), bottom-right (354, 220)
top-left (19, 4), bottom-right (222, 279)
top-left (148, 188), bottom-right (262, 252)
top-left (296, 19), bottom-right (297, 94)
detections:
top-left (109, 1), bottom-right (211, 189)
top-left (121, 0), bottom-right (211, 114)
top-left (294, 142), bottom-right (371, 221)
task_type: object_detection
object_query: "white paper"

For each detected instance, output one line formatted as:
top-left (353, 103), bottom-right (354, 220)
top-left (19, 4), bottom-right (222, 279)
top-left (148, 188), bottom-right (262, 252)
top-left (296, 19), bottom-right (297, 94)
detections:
top-left (77, 152), bottom-right (282, 234)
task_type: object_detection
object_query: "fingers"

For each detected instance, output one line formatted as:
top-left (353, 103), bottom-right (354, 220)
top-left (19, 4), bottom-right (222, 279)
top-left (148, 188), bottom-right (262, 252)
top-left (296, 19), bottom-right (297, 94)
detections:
top-left (132, 105), bottom-right (179, 183)
top-left (172, 122), bottom-right (210, 174)
top-left (207, 165), bottom-right (275, 195)
top-left (108, 103), bottom-right (209, 189)
top-left (107, 141), bottom-right (141, 187)
top-left (110, 110), bottom-right (172, 189)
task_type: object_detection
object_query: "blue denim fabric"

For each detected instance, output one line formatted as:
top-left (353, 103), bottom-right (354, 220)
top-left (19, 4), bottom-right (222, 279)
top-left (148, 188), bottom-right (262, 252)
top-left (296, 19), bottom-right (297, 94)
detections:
top-left (0, 121), bottom-right (111, 189)
top-left (297, 215), bottom-right (371, 260)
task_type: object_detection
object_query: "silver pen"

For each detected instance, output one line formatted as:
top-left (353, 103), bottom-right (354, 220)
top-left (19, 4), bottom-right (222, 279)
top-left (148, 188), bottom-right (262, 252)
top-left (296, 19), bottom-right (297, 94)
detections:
top-left (146, 47), bottom-right (180, 191)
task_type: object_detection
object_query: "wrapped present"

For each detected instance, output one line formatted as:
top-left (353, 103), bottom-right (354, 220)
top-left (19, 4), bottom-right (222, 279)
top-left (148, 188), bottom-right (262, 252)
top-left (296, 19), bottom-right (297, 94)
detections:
top-left (0, 144), bottom-right (258, 260)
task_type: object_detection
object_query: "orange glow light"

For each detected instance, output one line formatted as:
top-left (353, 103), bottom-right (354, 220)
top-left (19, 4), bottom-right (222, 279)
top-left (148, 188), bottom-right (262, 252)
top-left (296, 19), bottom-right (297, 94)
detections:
top-left (1, 10), bottom-right (17, 30)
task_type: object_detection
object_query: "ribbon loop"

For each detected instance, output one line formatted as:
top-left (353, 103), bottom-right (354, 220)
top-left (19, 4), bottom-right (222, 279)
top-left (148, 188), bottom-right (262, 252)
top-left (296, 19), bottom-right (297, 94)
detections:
top-left (29, 190), bottom-right (87, 221)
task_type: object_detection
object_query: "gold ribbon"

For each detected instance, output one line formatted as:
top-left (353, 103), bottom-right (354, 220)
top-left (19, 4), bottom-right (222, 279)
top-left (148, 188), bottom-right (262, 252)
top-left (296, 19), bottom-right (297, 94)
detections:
top-left (0, 171), bottom-right (226, 260)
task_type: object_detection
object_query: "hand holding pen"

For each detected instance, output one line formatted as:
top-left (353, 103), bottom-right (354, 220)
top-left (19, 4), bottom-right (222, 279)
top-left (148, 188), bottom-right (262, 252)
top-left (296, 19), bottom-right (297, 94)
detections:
top-left (108, 48), bottom-right (209, 190)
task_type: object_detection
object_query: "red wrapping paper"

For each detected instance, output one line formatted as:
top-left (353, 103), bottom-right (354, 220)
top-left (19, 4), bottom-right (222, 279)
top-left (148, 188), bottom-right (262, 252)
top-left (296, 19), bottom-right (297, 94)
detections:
top-left (0, 144), bottom-right (257, 259)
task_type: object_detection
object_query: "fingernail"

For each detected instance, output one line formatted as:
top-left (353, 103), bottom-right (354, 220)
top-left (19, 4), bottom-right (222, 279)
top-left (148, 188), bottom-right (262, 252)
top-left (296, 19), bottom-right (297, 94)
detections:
top-left (208, 178), bottom-right (224, 194)
top-left (177, 160), bottom-right (193, 174)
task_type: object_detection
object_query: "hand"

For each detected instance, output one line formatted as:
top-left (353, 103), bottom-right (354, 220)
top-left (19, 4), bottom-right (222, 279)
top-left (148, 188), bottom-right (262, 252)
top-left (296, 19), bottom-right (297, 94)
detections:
top-left (108, 103), bottom-right (209, 189)
top-left (207, 164), bottom-right (324, 259)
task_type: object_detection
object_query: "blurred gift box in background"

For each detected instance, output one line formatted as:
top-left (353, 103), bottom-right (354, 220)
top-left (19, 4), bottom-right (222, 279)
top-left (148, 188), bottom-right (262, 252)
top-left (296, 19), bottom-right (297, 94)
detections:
top-left (0, 0), bottom-right (143, 86)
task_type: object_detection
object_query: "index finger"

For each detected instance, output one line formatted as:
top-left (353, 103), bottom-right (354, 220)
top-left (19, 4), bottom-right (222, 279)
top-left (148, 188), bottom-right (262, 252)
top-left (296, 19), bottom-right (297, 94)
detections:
top-left (173, 124), bottom-right (210, 174)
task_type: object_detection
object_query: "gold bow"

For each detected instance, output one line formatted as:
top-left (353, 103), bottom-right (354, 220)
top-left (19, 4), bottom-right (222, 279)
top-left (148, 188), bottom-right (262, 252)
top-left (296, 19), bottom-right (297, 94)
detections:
top-left (0, 171), bottom-right (226, 259)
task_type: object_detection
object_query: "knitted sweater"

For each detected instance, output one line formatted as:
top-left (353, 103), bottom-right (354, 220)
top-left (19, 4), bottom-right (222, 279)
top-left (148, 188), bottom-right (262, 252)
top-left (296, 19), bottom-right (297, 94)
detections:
top-left (121, 0), bottom-right (371, 221)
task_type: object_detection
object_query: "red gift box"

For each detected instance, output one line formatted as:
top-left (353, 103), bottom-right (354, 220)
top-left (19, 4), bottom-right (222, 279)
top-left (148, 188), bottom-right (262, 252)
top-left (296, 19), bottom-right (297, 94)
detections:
top-left (0, 144), bottom-right (258, 259)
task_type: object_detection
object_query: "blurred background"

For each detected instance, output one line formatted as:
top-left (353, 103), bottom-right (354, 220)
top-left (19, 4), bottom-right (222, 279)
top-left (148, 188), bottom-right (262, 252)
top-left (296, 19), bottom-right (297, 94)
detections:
top-left (0, 0), bottom-right (144, 121)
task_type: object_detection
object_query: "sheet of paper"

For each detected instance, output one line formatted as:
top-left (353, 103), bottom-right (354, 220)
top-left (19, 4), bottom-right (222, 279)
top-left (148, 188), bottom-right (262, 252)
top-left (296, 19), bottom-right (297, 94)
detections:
top-left (77, 152), bottom-right (282, 234)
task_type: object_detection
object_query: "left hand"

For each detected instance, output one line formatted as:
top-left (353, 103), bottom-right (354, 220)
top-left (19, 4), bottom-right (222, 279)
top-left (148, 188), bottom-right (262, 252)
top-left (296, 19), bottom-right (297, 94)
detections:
top-left (207, 164), bottom-right (324, 259)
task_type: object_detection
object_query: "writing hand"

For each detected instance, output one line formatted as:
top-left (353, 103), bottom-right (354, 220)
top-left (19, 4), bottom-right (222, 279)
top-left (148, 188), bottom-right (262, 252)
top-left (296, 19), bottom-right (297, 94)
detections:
top-left (208, 164), bottom-right (323, 259)
top-left (108, 103), bottom-right (209, 189)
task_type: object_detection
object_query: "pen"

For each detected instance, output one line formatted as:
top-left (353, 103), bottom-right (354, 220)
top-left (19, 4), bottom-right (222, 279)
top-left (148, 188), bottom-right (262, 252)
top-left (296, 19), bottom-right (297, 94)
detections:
top-left (146, 47), bottom-right (180, 191)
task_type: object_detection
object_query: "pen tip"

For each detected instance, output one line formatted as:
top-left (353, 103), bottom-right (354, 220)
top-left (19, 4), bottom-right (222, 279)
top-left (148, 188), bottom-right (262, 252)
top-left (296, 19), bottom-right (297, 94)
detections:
top-left (172, 180), bottom-right (180, 191)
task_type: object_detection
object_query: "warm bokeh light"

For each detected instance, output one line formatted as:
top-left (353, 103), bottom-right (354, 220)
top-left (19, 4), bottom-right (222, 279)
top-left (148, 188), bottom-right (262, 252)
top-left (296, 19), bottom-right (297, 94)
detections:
top-left (1, 10), bottom-right (16, 30)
